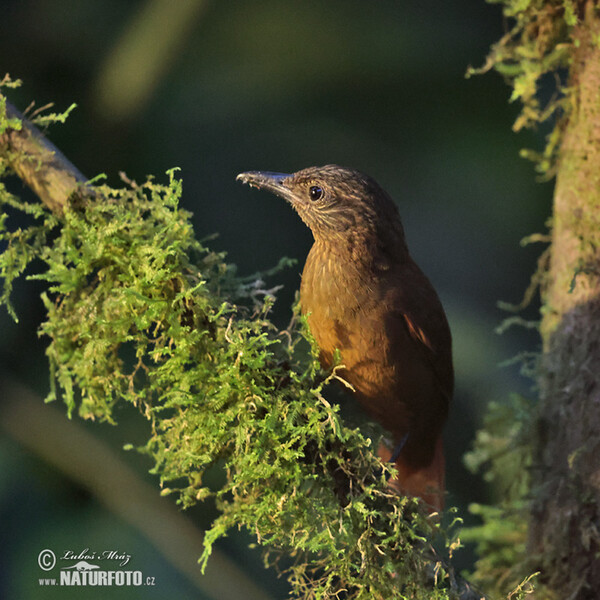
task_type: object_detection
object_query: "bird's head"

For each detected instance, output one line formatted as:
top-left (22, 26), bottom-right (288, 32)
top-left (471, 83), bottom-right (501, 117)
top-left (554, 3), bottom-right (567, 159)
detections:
top-left (236, 165), bottom-right (406, 249)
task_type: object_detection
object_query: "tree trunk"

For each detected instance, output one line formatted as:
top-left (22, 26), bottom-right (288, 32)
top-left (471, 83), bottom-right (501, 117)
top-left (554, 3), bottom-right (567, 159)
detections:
top-left (530, 6), bottom-right (600, 599)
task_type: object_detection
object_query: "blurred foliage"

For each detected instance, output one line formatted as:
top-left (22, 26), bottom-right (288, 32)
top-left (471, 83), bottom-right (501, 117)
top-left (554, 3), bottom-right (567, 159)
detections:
top-left (462, 395), bottom-right (534, 597)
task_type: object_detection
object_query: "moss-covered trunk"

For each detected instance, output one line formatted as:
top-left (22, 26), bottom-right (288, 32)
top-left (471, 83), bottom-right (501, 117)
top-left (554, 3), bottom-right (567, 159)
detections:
top-left (530, 7), bottom-right (600, 598)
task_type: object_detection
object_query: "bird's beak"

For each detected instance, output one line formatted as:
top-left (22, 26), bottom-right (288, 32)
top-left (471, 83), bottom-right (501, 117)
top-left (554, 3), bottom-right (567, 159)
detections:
top-left (236, 171), bottom-right (296, 203)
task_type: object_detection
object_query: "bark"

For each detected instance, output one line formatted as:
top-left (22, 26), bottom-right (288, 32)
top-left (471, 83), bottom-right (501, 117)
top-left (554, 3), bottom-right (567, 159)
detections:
top-left (530, 7), bottom-right (600, 599)
top-left (0, 101), bottom-right (86, 213)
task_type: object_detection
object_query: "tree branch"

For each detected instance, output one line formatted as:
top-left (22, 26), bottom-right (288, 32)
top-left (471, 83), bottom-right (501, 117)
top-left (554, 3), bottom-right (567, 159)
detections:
top-left (0, 100), bottom-right (87, 213)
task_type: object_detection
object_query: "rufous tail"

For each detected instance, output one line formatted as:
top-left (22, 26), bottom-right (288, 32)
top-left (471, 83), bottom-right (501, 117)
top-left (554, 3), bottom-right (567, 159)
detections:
top-left (379, 436), bottom-right (445, 512)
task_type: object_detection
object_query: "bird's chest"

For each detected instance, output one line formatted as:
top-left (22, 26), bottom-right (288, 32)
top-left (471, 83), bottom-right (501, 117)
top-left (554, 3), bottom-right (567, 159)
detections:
top-left (299, 244), bottom-right (388, 371)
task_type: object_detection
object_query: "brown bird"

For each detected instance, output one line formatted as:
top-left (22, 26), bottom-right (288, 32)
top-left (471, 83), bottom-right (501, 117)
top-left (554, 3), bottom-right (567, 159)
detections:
top-left (237, 165), bottom-right (453, 510)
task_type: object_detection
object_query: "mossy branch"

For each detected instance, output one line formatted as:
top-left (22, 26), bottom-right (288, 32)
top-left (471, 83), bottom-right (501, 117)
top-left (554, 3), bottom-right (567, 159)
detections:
top-left (0, 80), bottom-right (522, 599)
top-left (466, 3), bottom-right (600, 598)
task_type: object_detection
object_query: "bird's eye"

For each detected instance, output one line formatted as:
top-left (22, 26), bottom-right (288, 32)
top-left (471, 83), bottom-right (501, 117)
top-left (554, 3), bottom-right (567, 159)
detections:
top-left (309, 186), bottom-right (323, 201)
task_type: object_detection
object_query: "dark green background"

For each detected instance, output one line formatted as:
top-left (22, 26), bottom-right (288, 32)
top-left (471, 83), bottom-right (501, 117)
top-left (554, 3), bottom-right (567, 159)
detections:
top-left (0, 1), bottom-right (549, 598)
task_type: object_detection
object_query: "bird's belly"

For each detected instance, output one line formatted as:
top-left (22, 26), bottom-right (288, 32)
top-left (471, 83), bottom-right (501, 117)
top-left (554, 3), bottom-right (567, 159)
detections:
top-left (299, 248), bottom-right (442, 440)
top-left (309, 311), bottom-right (390, 392)
top-left (302, 286), bottom-right (440, 441)
top-left (304, 303), bottom-right (414, 427)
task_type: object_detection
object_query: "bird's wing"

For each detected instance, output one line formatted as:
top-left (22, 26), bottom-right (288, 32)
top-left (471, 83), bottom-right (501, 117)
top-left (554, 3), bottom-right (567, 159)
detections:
top-left (390, 260), bottom-right (454, 401)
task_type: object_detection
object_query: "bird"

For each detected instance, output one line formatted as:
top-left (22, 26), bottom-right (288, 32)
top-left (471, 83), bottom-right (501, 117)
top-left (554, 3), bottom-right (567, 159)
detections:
top-left (237, 165), bottom-right (453, 510)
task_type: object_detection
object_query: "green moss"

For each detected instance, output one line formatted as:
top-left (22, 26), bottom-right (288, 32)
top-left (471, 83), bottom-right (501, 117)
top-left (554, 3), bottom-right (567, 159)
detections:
top-left (468, 0), bottom-right (585, 175)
